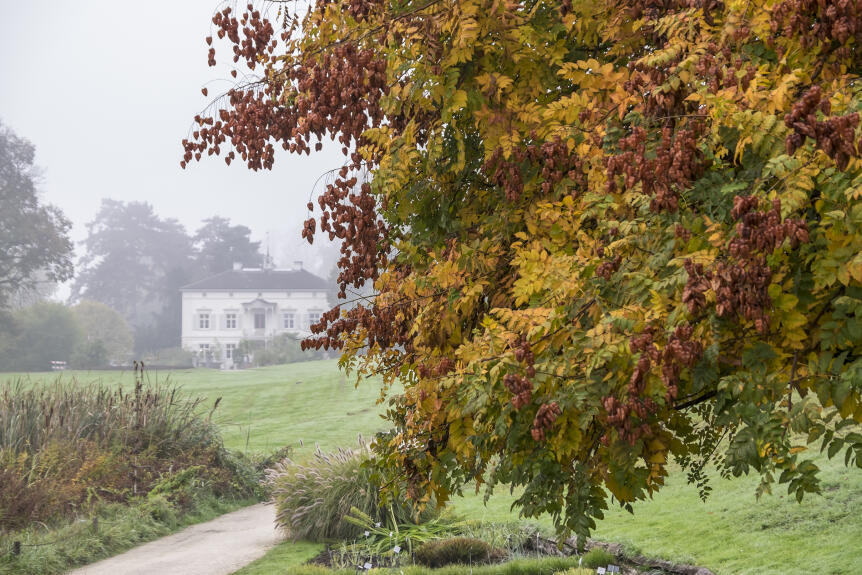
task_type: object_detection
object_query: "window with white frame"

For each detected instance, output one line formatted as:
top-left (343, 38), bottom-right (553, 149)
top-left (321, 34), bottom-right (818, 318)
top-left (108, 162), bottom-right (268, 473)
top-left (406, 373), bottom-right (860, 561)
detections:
top-left (225, 343), bottom-right (236, 359)
top-left (254, 311), bottom-right (265, 329)
top-left (198, 313), bottom-right (210, 329)
top-left (306, 311), bottom-right (321, 329)
top-left (225, 313), bottom-right (237, 329)
top-left (283, 311), bottom-right (295, 329)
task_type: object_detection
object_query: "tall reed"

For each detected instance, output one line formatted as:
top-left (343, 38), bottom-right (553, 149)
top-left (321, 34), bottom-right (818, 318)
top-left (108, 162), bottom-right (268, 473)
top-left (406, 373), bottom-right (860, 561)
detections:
top-left (0, 375), bottom-right (218, 457)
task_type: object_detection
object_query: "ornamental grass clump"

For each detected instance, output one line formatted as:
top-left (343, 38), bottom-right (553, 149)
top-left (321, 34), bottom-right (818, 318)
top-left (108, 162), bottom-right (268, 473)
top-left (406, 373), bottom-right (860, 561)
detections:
top-left (268, 442), bottom-right (435, 542)
top-left (580, 547), bottom-right (616, 569)
top-left (413, 537), bottom-right (503, 568)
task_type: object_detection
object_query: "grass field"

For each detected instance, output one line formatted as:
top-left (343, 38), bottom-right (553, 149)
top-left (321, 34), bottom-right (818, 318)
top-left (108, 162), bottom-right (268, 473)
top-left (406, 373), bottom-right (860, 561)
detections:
top-left (8, 360), bottom-right (862, 575)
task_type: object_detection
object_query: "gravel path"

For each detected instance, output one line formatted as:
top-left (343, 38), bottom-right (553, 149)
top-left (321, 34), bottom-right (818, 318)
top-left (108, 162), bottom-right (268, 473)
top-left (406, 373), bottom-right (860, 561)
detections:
top-left (67, 503), bottom-right (280, 575)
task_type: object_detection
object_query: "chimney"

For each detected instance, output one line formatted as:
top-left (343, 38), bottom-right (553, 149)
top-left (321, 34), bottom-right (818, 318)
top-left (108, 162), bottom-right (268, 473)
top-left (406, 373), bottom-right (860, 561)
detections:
top-left (293, 260), bottom-right (303, 270)
top-left (233, 262), bottom-right (243, 271)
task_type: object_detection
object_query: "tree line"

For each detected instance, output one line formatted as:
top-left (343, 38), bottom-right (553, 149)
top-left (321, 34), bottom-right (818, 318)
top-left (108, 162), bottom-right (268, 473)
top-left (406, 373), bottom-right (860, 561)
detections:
top-left (0, 119), bottom-right (265, 368)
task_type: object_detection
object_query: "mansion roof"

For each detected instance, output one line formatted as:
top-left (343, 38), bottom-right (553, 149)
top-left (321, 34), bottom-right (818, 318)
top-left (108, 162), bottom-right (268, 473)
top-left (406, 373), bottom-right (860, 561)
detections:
top-left (180, 268), bottom-right (330, 291)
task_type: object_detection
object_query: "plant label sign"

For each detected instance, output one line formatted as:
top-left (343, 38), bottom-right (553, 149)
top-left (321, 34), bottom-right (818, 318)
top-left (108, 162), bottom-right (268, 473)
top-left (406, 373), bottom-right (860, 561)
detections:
top-left (597, 568), bottom-right (606, 574)
top-left (609, 566), bottom-right (621, 573)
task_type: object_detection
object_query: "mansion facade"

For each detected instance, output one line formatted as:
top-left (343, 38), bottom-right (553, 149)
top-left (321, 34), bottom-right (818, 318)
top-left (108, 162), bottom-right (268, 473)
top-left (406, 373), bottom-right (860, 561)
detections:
top-left (180, 262), bottom-right (331, 368)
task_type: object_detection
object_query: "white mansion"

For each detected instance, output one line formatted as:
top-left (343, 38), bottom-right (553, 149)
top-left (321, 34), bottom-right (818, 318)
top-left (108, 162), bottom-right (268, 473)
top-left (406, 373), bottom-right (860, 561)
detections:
top-left (180, 262), bottom-right (331, 368)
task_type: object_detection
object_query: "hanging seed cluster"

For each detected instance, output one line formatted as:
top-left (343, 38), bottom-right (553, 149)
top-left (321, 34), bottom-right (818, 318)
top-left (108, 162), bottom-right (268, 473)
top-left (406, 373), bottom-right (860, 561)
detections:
top-left (623, 60), bottom-right (692, 118)
top-left (531, 402), bottom-right (561, 441)
top-left (596, 255), bottom-right (623, 280)
top-left (182, 4), bottom-right (410, 356)
top-left (784, 86), bottom-right (861, 170)
top-left (771, 0), bottom-right (862, 58)
top-left (482, 136), bottom-right (585, 202)
top-left (601, 322), bottom-right (702, 446)
top-left (605, 123), bottom-right (706, 213)
top-left (684, 197), bottom-right (809, 333)
top-left (504, 374), bottom-right (533, 410)
top-left (695, 43), bottom-right (757, 94)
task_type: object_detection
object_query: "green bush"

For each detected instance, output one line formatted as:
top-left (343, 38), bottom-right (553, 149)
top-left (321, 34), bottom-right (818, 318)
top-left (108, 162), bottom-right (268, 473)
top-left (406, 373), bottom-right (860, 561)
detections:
top-left (414, 537), bottom-right (501, 568)
top-left (268, 443), bottom-right (435, 541)
top-left (0, 303), bottom-right (82, 371)
top-left (580, 547), bottom-right (616, 569)
top-left (70, 339), bottom-right (109, 369)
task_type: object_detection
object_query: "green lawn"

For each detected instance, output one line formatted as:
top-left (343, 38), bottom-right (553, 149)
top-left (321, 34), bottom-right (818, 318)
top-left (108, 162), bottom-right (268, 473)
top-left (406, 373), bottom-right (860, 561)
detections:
top-left (7, 361), bottom-right (862, 574)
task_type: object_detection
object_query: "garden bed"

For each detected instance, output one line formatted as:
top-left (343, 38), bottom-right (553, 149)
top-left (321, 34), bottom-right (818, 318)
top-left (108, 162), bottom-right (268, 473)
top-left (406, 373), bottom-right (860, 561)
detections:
top-left (0, 373), bottom-right (272, 575)
top-left (264, 443), bottom-right (714, 575)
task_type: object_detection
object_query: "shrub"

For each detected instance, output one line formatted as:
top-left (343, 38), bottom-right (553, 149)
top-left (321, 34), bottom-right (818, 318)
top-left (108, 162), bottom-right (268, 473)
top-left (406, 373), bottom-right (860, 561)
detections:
top-left (70, 339), bottom-right (109, 369)
top-left (0, 374), bottom-right (260, 530)
top-left (268, 443), bottom-right (435, 541)
top-left (0, 303), bottom-right (82, 371)
top-left (459, 521), bottom-right (540, 557)
top-left (580, 547), bottom-right (616, 569)
top-left (414, 537), bottom-right (502, 568)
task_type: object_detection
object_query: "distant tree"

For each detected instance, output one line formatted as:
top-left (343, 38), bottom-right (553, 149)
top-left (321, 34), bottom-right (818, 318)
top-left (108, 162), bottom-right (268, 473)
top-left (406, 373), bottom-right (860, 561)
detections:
top-left (0, 303), bottom-right (82, 371)
top-left (0, 120), bottom-right (73, 308)
top-left (0, 310), bottom-right (18, 369)
top-left (71, 300), bottom-right (134, 363)
top-left (72, 199), bottom-right (194, 353)
top-left (7, 270), bottom-right (58, 310)
top-left (194, 216), bottom-right (263, 275)
top-left (70, 339), bottom-right (108, 370)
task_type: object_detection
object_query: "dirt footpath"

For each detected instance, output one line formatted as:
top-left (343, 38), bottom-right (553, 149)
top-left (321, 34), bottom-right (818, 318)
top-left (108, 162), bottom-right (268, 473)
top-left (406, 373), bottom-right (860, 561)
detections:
top-left (67, 503), bottom-right (280, 575)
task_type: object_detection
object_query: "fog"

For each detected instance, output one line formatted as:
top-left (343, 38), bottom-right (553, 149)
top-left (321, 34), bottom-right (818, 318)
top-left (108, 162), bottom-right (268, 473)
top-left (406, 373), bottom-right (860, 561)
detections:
top-left (0, 1), bottom-right (344, 279)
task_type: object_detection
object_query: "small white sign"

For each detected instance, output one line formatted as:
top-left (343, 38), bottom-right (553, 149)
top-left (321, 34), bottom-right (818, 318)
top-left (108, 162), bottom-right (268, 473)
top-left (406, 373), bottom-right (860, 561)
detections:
top-left (363, 562), bottom-right (373, 570)
top-left (609, 566), bottom-right (620, 573)
top-left (364, 530), bottom-right (370, 537)
top-left (393, 545), bottom-right (401, 554)
top-left (597, 568), bottom-right (606, 575)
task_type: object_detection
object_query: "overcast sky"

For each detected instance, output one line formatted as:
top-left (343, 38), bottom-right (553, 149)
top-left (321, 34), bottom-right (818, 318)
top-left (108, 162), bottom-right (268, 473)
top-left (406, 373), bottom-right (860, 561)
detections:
top-left (0, 1), bottom-right (343, 276)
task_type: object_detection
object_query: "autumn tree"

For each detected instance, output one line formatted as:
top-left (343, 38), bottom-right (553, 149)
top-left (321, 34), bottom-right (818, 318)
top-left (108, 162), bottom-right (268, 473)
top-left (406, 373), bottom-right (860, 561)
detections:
top-left (185, 0), bottom-right (862, 542)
